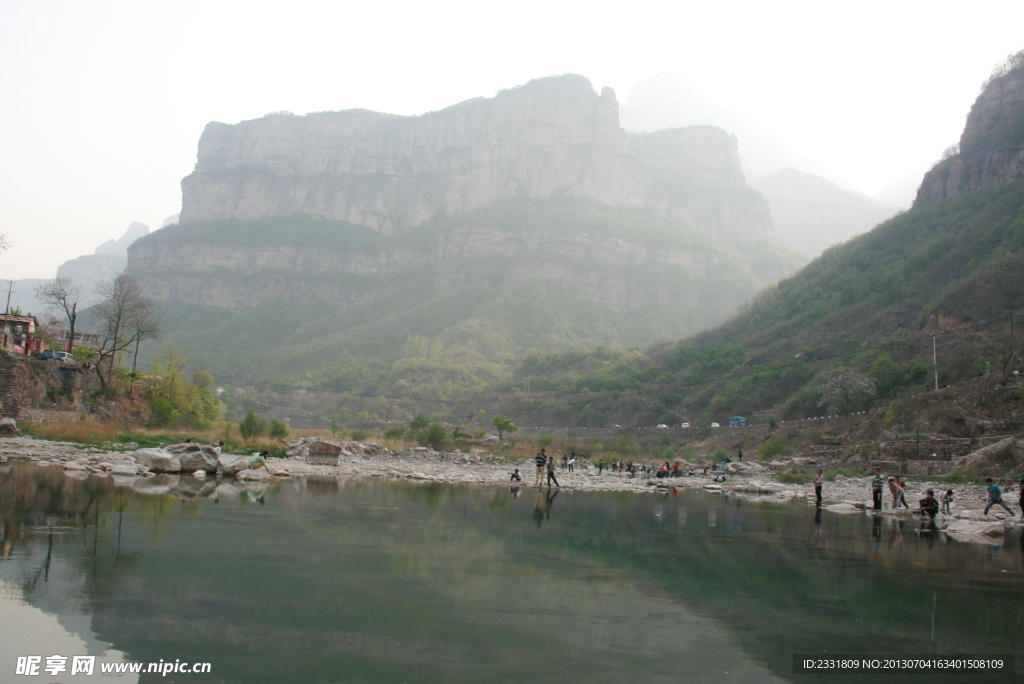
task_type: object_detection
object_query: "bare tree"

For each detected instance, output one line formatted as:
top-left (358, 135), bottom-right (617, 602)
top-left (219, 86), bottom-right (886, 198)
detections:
top-left (35, 277), bottom-right (83, 353)
top-left (127, 299), bottom-right (161, 395)
top-left (92, 274), bottom-right (151, 387)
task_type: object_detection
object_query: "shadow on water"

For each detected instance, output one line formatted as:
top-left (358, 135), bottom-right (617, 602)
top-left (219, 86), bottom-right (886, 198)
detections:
top-left (1, 464), bottom-right (1022, 683)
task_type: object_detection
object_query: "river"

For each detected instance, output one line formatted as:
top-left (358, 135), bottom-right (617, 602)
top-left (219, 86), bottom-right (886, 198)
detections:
top-left (1, 463), bottom-right (1021, 683)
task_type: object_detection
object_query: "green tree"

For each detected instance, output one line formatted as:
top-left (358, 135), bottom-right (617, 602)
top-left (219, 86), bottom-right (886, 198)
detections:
top-left (420, 422), bottom-right (448, 451)
top-left (239, 409), bottom-right (269, 443)
top-left (71, 345), bottom-right (97, 364)
top-left (269, 419), bottom-right (290, 442)
top-left (410, 415), bottom-right (429, 430)
top-left (492, 416), bottom-right (517, 441)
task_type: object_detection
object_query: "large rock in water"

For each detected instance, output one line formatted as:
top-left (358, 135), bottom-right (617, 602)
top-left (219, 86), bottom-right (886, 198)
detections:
top-left (132, 448), bottom-right (182, 473)
top-left (237, 468), bottom-right (271, 482)
top-left (307, 441), bottom-right (342, 466)
top-left (217, 454), bottom-right (252, 476)
top-left (165, 443), bottom-right (219, 472)
top-left (945, 520), bottom-right (1009, 537)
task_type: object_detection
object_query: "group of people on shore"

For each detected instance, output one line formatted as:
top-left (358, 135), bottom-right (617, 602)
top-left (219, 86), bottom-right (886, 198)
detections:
top-left (865, 467), bottom-right (1024, 520)
top-left (508, 448), bottom-right (562, 488)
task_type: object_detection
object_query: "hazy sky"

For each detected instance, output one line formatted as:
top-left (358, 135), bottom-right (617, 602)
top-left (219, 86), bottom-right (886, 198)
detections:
top-left (1, 0), bottom-right (1022, 279)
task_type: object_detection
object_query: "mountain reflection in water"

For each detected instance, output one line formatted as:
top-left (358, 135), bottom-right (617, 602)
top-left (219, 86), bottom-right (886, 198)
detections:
top-left (1, 463), bottom-right (1021, 683)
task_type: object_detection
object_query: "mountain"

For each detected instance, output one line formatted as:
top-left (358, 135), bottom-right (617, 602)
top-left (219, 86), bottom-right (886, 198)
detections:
top-left (750, 168), bottom-right (899, 257)
top-left (621, 74), bottom-right (859, 190)
top-left (511, 53), bottom-right (1024, 427)
top-left (129, 75), bottom-right (805, 380)
top-left (873, 167), bottom-right (928, 209)
top-left (94, 221), bottom-right (149, 255)
top-left (55, 222), bottom-right (150, 301)
top-left (621, 74), bottom-right (899, 257)
top-left (917, 63), bottom-right (1024, 201)
top-left (9, 222), bottom-right (151, 319)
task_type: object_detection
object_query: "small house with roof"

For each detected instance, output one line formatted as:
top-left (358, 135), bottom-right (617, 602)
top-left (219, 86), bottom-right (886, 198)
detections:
top-left (0, 314), bottom-right (44, 355)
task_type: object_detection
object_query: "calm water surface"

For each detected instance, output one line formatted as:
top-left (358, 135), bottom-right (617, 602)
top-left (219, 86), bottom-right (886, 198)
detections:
top-left (1, 463), bottom-right (1022, 683)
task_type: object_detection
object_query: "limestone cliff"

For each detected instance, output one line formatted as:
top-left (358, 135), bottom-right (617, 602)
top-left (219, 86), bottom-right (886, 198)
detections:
top-left (181, 75), bottom-right (648, 230)
top-left (131, 75), bottom-right (802, 362)
top-left (917, 67), bottom-right (1024, 201)
top-left (178, 75), bottom-right (769, 241)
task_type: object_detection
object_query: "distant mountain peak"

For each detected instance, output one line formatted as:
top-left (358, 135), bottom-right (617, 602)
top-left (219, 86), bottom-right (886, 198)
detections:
top-left (94, 221), bottom-right (150, 255)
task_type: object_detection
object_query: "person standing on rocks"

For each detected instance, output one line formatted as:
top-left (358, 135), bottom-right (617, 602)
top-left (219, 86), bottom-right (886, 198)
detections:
top-left (983, 478), bottom-right (1014, 515)
top-left (871, 468), bottom-right (884, 511)
top-left (1018, 475), bottom-right (1024, 519)
top-left (546, 454), bottom-right (560, 488)
top-left (534, 449), bottom-right (548, 487)
top-left (813, 470), bottom-right (823, 506)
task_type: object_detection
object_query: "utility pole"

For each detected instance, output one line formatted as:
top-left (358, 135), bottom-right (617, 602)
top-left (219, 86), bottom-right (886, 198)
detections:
top-left (3, 280), bottom-right (13, 316)
top-left (2, 280), bottom-right (13, 350)
top-left (932, 335), bottom-right (939, 391)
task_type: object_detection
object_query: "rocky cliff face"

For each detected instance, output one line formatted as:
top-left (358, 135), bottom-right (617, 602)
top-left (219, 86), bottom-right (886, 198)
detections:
top-left (917, 69), bottom-right (1024, 201)
top-left (178, 75), bottom-right (769, 241)
top-left (181, 75), bottom-right (648, 230)
top-left (131, 200), bottom-right (788, 316)
top-left (131, 75), bottom-right (799, 358)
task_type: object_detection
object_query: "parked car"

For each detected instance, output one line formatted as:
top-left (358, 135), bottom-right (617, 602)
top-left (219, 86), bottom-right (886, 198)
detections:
top-left (680, 422), bottom-right (690, 428)
top-left (613, 424), bottom-right (622, 429)
top-left (710, 422), bottom-right (721, 428)
top-left (656, 424), bottom-right (668, 429)
top-left (39, 350), bottom-right (57, 360)
top-left (55, 351), bottom-right (74, 364)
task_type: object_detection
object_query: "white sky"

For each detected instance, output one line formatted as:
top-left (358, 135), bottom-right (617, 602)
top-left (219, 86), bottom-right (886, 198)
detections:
top-left (1, 0), bottom-right (1022, 279)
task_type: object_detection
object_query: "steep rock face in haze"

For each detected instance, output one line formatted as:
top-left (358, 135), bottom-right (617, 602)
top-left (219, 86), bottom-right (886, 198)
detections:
top-left (130, 75), bottom-right (805, 366)
top-left (140, 76), bottom-right (785, 316)
top-left (178, 75), bottom-right (770, 241)
top-left (131, 200), bottom-right (793, 315)
top-left (95, 221), bottom-right (150, 255)
top-left (751, 169), bottom-right (897, 257)
top-left (918, 69), bottom-right (1024, 201)
top-left (620, 74), bottom-right (859, 191)
top-left (628, 126), bottom-right (772, 240)
top-left (181, 76), bottom-right (649, 230)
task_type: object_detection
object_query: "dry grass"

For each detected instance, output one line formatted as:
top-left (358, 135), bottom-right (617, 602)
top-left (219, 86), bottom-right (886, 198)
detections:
top-left (23, 421), bottom-right (121, 443)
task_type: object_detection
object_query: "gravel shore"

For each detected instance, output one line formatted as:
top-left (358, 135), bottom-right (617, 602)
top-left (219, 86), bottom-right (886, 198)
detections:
top-left (3, 436), bottom-right (1022, 528)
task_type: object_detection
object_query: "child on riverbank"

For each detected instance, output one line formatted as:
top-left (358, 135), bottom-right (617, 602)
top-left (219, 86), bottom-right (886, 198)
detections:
top-left (940, 489), bottom-right (953, 514)
top-left (916, 490), bottom-right (939, 519)
top-left (983, 478), bottom-right (1014, 515)
top-left (888, 478), bottom-right (904, 509)
top-left (871, 468), bottom-right (884, 511)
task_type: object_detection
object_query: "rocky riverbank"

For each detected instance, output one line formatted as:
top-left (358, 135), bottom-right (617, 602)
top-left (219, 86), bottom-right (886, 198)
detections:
top-left (3, 435), bottom-right (1022, 540)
